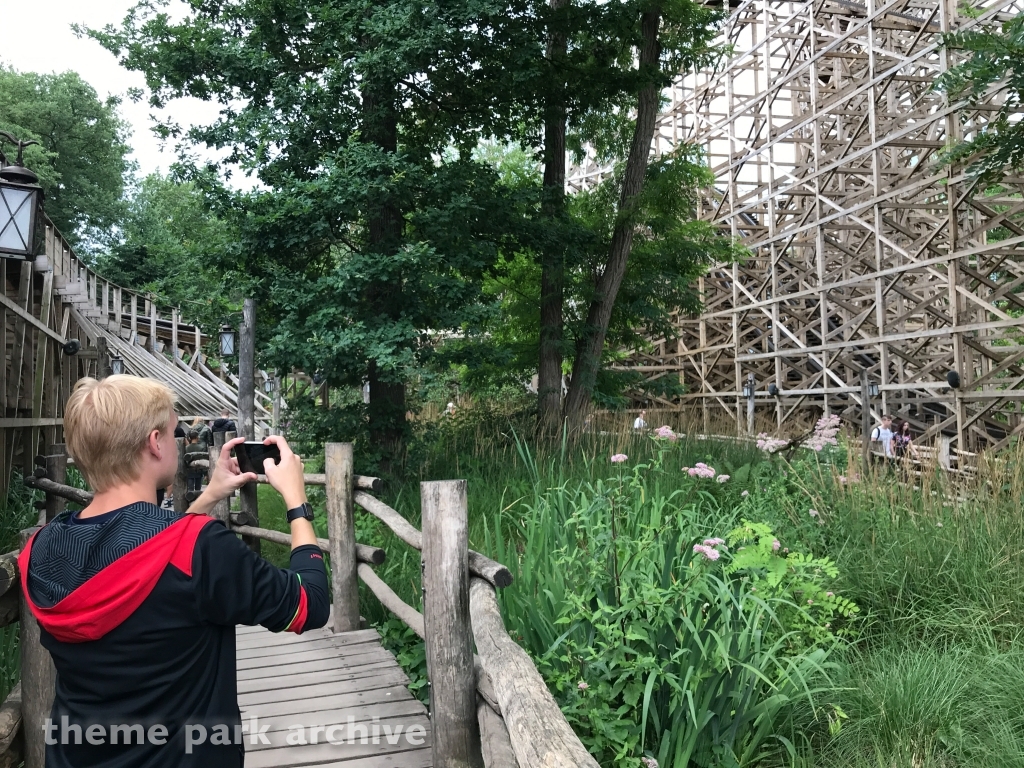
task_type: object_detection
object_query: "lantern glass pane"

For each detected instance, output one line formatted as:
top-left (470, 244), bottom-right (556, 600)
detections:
top-left (220, 332), bottom-right (235, 356)
top-left (0, 185), bottom-right (34, 254)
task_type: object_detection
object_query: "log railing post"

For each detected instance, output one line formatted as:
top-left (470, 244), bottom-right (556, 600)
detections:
top-left (238, 298), bottom-right (259, 551)
top-left (326, 442), bottom-right (359, 632)
top-left (96, 336), bottom-right (111, 380)
top-left (173, 437), bottom-right (187, 513)
top-left (44, 444), bottom-right (68, 523)
top-left (209, 431), bottom-right (230, 523)
top-left (421, 480), bottom-right (483, 768)
top-left (19, 526), bottom-right (55, 768)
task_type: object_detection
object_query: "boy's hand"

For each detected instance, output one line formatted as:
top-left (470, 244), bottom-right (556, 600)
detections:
top-left (188, 437), bottom-right (258, 515)
top-left (261, 435), bottom-right (307, 509)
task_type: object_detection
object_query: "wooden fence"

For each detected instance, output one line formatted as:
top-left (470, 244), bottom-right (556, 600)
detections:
top-left (3, 440), bottom-right (597, 768)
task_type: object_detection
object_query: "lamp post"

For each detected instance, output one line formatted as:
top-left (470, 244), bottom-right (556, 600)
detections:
top-left (0, 132), bottom-right (43, 259)
top-left (742, 373), bottom-right (755, 435)
top-left (219, 325), bottom-right (236, 357)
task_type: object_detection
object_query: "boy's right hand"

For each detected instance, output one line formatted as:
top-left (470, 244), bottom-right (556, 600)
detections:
top-left (261, 436), bottom-right (307, 509)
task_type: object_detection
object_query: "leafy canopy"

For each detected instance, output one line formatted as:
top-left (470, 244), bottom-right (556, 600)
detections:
top-left (0, 66), bottom-right (134, 252)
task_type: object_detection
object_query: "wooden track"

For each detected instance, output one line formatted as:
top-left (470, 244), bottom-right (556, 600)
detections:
top-left (235, 623), bottom-right (433, 768)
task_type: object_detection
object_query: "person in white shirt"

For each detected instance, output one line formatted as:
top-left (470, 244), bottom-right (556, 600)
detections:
top-left (870, 414), bottom-right (894, 463)
top-left (633, 409), bottom-right (647, 430)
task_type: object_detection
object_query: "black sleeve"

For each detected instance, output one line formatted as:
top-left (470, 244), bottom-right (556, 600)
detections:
top-left (192, 522), bottom-right (330, 633)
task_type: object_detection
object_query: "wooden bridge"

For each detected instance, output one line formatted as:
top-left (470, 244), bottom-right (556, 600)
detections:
top-left (1, 439), bottom-right (599, 768)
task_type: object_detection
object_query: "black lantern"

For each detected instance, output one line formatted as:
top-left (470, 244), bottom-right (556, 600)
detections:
top-left (742, 382), bottom-right (753, 398)
top-left (219, 325), bottom-right (236, 357)
top-left (110, 354), bottom-right (125, 375)
top-left (0, 133), bottom-right (43, 259)
top-left (768, 383), bottom-right (779, 397)
top-left (946, 370), bottom-right (961, 389)
top-left (264, 378), bottom-right (274, 394)
top-left (868, 382), bottom-right (880, 398)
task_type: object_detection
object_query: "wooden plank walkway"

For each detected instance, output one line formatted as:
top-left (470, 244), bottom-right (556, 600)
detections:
top-left (236, 623), bottom-right (433, 768)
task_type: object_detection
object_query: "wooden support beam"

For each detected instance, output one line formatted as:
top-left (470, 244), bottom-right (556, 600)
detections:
top-left (421, 479), bottom-right (483, 768)
top-left (326, 442), bottom-right (359, 633)
top-left (19, 526), bottom-right (55, 768)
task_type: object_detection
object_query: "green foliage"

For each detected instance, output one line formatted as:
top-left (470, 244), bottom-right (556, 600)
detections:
top-left (496, 445), bottom-right (845, 766)
top-left (92, 173), bottom-right (240, 330)
top-left (0, 65), bottom-right (133, 251)
top-left (938, 12), bottom-right (1024, 179)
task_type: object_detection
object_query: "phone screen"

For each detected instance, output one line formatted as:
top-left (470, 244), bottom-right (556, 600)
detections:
top-left (235, 441), bottom-right (282, 474)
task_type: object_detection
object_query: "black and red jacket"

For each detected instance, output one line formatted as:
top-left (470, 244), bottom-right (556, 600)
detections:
top-left (20, 502), bottom-right (330, 767)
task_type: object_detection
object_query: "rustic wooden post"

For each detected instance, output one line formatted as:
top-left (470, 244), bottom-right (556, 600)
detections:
top-left (96, 336), bottom-right (111, 380)
top-left (238, 299), bottom-right (259, 550)
top-left (272, 372), bottom-right (282, 435)
top-left (326, 442), bottom-right (359, 632)
top-left (745, 373), bottom-right (755, 436)
top-left (860, 370), bottom-right (871, 472)
top-left (20, 526), bottom-right (55, 768)
top-left (44, 444), bottom-right (68, 523)
top-left (173, 437), bottom-right (188, 513)
top-left (421, 480), bottom-right (483, 768)
top-left (209, 431), bottom-right (230, 523)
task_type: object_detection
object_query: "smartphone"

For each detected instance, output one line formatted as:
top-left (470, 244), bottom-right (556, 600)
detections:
top-left (234, 441), bottom-right (282, 475)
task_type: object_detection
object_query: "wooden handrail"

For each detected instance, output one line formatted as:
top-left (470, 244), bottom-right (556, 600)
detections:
top-left (354, 491), bottom-right (512, 589)
top-left (230, 523), bottom-right (385, 565)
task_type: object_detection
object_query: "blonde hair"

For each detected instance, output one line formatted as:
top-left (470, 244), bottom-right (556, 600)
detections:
top-left (64, 376), bottom-right (177, 492)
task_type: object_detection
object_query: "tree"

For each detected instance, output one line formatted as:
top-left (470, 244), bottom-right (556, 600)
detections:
top-left (92, 173), bottom-right (240, 332)
top-left (87, 0), bottom-right (540, 452)
top-left (0, 66), bottom-right (133, 251)
top-left (938, 12), bottom-right (1024, 178)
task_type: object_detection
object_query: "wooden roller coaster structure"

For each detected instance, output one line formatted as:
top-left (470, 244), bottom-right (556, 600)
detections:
top-left (572, 0), bottom-right (1024, 452)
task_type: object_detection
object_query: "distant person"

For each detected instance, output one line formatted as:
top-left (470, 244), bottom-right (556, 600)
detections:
top-left (19, 375), bottom-right (328, 766)
top-left (893, 419), bottom-right (918, 463)
top-left (192, 416), bottom-right (213, 446)
top-left (211, 409), bottom-right (236, 434)
top-left (633, 409), bottom-right (647, 430)
top-left (445, 402), bottom-right (456, 417)
top-left (870, 414), bottom-right (894, 464)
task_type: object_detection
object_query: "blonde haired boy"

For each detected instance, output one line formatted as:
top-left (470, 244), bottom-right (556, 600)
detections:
top-left (20, 375), bottom-right (329, 767)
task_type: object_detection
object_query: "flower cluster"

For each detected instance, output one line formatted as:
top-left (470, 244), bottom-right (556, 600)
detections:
top-left (653, 425), bottom-right (678, 441)
top-left (694, 536), bottom-right (727, 561)
top-left (641, 758), bottom-right (659, 768)
top-left (610, 454), bottom-right (628, 463)
top-left (756, 433), bottom-right (789, 453)
top-left (805, 414), bottom-right (842, 452)
top-left (686, 462), bottom-right (716, 479)
top-left (716, 474), bottom-right (730, 483)
top-left (693, 544), bottom-right (721, 561)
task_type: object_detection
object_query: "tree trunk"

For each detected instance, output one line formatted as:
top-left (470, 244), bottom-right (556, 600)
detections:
top-left (537, 0), bottom-right (570, 435)
top-left (564, 7), bottom-right (663, 429)
top-left (362, 79), bottom-right (406, 452)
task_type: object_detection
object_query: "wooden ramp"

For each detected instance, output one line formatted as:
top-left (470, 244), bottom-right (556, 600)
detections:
top-left (236, 623), bottom-right (433, 768)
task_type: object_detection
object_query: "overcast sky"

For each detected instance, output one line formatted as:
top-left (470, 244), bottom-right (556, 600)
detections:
top-left (3, 0), bottom-right (229, 181)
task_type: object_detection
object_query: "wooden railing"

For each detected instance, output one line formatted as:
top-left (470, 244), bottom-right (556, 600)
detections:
top-left (10, 441), bottom-right (599, 768)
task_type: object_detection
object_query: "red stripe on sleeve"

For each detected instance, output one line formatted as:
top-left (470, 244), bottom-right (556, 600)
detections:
top-left (286, 585), bottom-right (309, 634)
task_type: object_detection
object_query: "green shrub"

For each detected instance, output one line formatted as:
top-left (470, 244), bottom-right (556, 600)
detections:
top-left (494, 446), bottom-right (851, 767)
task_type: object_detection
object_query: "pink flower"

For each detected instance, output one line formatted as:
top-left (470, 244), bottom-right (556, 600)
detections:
top-left (693, 544), bottom-right (721, 561)
top-left (838, 475), bottom-right (848, 484)
top-left (772, 539), bottom-right (781, 551)
top-left (577, 681), bottom-right (589, 690)
top-left (807, 599), bottom-right (814, 605)
top-left (826, 591), bottom-right (834, 598)
top-left (610, 454), bottom-right (628, 463)
top-left (642, 758), bottom-right (659, 768)
top-left (703, 537), bottom-right (726, 547)
top-left (716, 474), bottom-right (730, 483)
top-left (741, 490), bottom-right (749, 497)
top-left (654, 425), bottom-right (678, 441)
top-left (809, 509), bottom-right (819, 517)
top-left (687, 463), bottom-right (716, 479)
